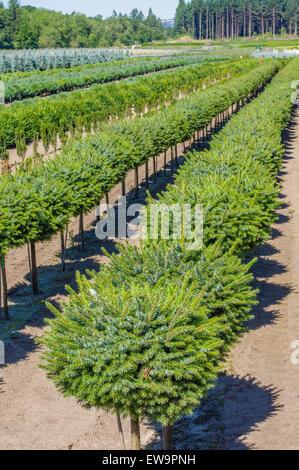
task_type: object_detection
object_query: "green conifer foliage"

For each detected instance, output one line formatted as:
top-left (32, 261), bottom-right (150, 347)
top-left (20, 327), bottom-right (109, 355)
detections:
top-left (38, 57), bottom-right (299, 449)
top-left (40, 272), bottom-right (224, 426)
top-left (91, 241), bottom-right (257, 346)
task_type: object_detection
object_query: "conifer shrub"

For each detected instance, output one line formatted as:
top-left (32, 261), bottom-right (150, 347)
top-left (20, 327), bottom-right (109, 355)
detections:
top-left (150, 157), bottom-right (280, 256)
top-left (40, 241), bottom-right (257, 448)
top-left (91, 241), bottom-right (257, 346)
top-left (40, 271), bottom-right (224, 427)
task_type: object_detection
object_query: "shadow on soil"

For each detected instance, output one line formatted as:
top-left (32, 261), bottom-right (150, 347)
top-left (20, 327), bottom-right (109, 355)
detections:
top-left (146, 374), bottom-right (281, 450)
top-left (0, 375), bottom-right (4, 394)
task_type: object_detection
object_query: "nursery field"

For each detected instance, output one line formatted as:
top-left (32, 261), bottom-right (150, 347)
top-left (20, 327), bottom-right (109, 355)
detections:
top-left (0, 53), bottom-right (231, 103)
top-left (0, 55), bottom-right (250, 158)
top-left (0, 48), bottom-right (299, 451)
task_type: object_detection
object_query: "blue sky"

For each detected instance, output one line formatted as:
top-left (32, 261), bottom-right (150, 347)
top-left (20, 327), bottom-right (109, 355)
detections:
top-left (13, 1), bottom-right (178, 19)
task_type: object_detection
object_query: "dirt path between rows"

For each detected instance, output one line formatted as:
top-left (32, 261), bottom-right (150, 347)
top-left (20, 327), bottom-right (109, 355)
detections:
top-left (1, 102), bottom-right (299, 450)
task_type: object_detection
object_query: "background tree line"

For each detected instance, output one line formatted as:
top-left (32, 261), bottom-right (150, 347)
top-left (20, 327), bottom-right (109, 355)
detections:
top-left (174, 0), bottom-right (299, 39)
top-left (0, 1), bottom-right (167, 49)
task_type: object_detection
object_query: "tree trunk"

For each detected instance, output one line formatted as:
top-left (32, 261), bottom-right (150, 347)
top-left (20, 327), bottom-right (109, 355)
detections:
top-left (153, 156), bottom-right (157, 183)
top-left (206, 7), bottom-right (209, 39)
top-left (131, 417), bottom-right (141, 450)
top-left (170, 146), bottom-right (174, 168)
top-left (164, 151), bottom-right (167, 177)
top-left (116, 414), bottom-right (126, 450)
top-left (135, 167), bottom-right (139, 198)
top-left (273, 6), bottom-right (276, 37)
top-left (199, 10), bottom-right (202, 40)
top-left (145, 161), bottom-right (149, 189)
top-left (30, 242), bottom-right (39, 295)
top-left (226, 5), bottom-right (229, 39)
top-left (61, 232), bottom-right (66, 263)
top-left (162, 425), bottom-right (173, 450)
top-left (79, 214), bottom-right (84, 251)
top-left (60, 228), bottom-right (68, 272)
top-left (0, 257), bottom-right (9, 320)
top-left (175, 144), bottom-right (179, 167)
top-left (192, 13), bottom-right (195, 39)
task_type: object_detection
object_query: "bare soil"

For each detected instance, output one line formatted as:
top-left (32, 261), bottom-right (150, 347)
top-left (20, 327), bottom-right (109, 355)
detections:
top-left (1, 103), bottom-right (299, 450)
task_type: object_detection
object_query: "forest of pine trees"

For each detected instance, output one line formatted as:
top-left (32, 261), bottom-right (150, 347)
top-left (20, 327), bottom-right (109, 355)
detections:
top-left (0, 1), bottom-right (166, 49)
top-left (174, 0), bottom-right (298, 39)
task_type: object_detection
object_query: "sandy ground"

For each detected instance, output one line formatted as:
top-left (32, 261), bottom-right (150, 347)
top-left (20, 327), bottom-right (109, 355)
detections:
top-left (1, 100), bottom-right (298, 450)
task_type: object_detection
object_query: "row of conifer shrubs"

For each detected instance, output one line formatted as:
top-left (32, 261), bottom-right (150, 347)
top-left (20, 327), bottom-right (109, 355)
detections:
top-left (2, 54), bottom-right (227, 102)
top-left (38, 58), bottom-right (299, 449)
top-left (0, 58), bottom-right (256, 151)
top-left (0, 59), bottom-right (280, 261)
